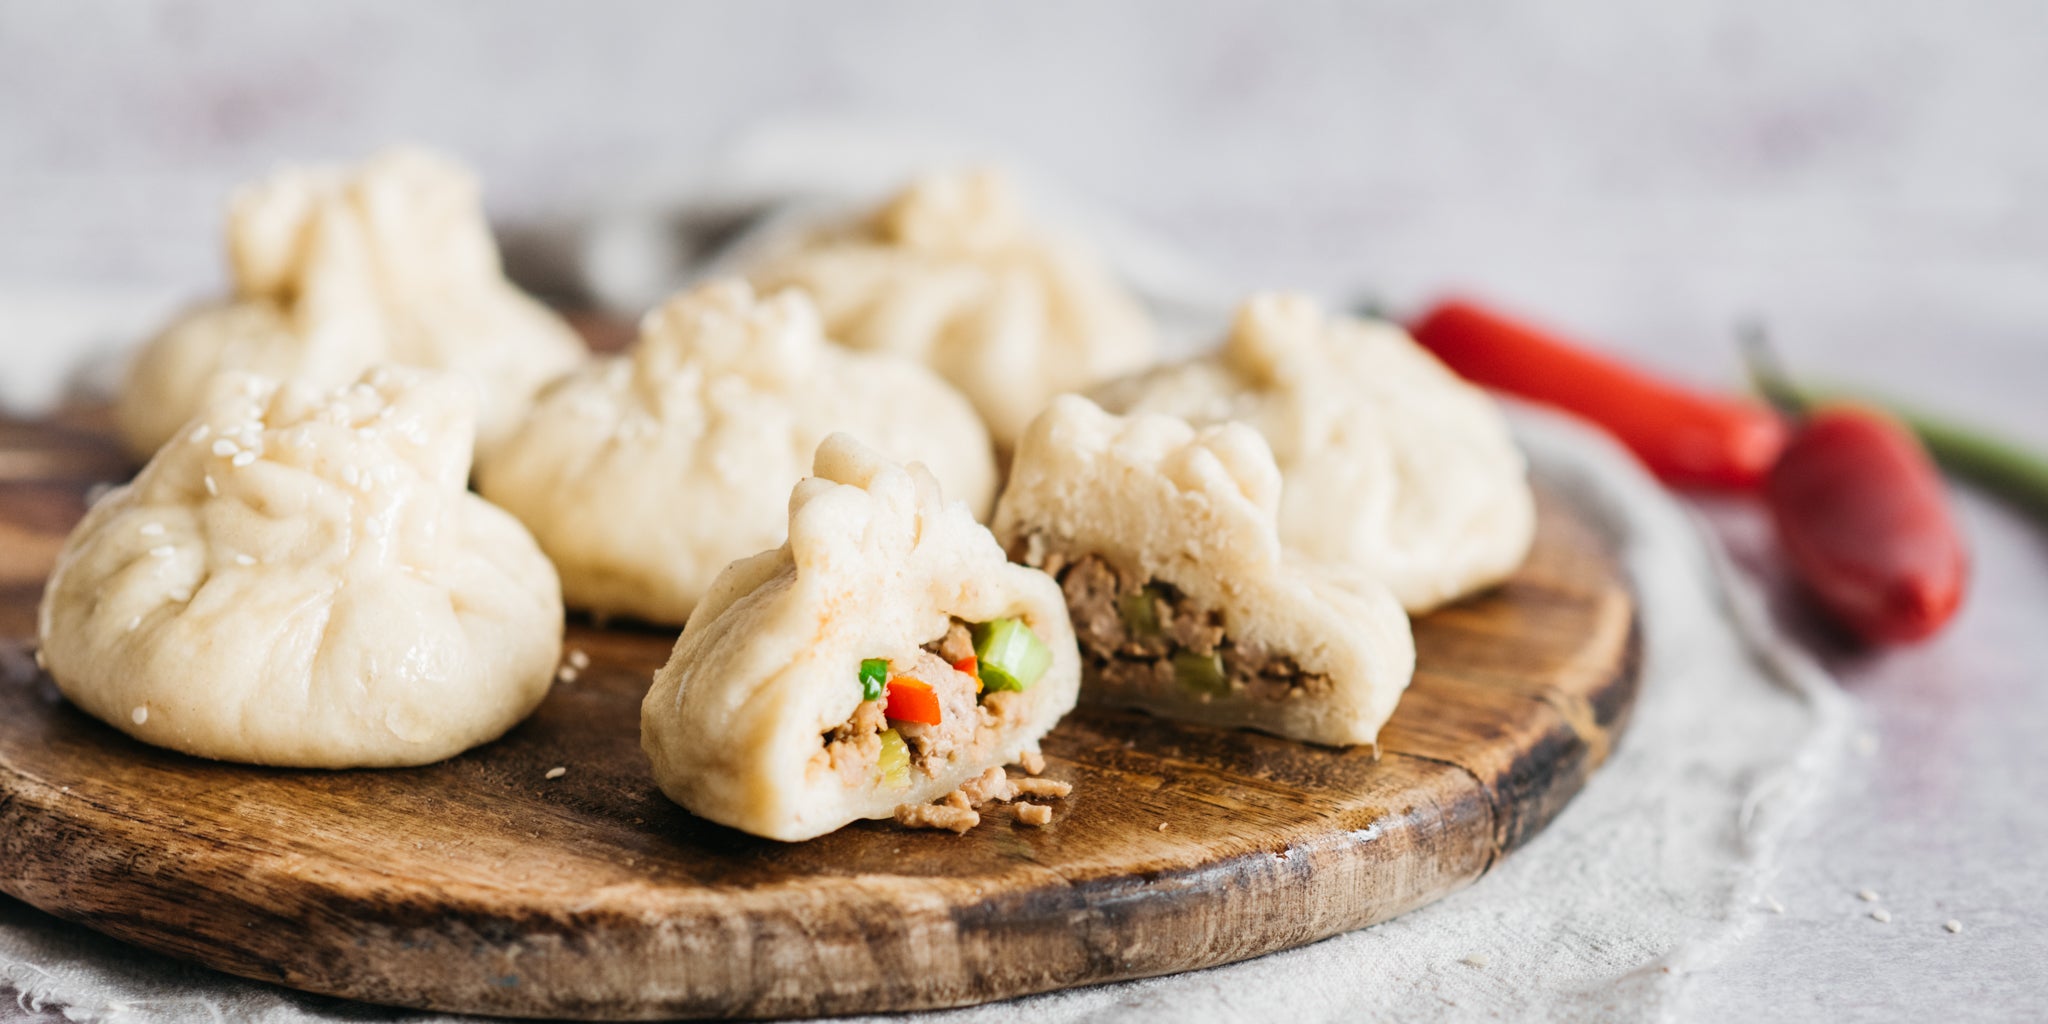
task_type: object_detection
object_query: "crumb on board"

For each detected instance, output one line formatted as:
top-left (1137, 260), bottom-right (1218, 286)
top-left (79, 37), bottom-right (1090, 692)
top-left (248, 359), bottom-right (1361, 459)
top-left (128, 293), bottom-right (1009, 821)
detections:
top-left (895, 762), bottom-right (1074, 834)
top-left (895, 802), bottom-right (980, 834)
top-left (1857, 889), bottom-right (1880, 902)
top-left (556, 665), bottom-right (579, 683)
top-left (1460, 953), bottom-right (1489, 969)
top-left (567, 648), bottom-right (590, 670)
top-left (1019, 749), bottom-right (1046, 775)
top-left (544, 766), bottom-right (567, 780)
top-left (1014, 777), bottom-right (1071, 800)
top-left (1944, 920), bottom-right (1963, 934)
top-left (1870, 909), bottom-right (1891, 923)
top-left (960, 766), bottom-right (1017, 804)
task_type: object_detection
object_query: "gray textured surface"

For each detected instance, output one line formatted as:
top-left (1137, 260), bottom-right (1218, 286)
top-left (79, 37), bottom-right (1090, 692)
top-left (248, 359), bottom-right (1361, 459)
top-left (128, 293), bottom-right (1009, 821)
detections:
top-left (2, 2), bottom-right (2045, 1020)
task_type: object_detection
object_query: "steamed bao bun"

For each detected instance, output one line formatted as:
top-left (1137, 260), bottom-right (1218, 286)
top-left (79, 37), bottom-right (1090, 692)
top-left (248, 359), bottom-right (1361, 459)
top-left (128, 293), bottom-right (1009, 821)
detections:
top-left (116, 147), bottom-right (586, 460)
top-left (476, 280), bottom-right (998, 626)
top-left (1092, 292), bottom-right (1536, 612)
top-left (40, 365), bottom-right (563, 768)
top-left (744, 168), bottom-right (1156, 448)
top-left (993, 396), bottom-right (1415, 746)
top-left (642, 433), bottom-right (1079, 842)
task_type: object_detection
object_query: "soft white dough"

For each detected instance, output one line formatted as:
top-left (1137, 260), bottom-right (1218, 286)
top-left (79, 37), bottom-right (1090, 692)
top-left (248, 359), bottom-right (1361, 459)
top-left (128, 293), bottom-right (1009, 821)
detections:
top-left (475, 280), bottom-right (998, 626)
top-left (1092, 292), bottom-right (1536, 612)
top-left (743, 168), bottom-right (1156, 447)
top-left (39, 366), bottom-right (564, 768)
top-left (115, 148), bottom-right (586, 459)
top-left (641, 434), bottom-right (1079, 842)
top-left (992, 396), bottom-right (1416, 746)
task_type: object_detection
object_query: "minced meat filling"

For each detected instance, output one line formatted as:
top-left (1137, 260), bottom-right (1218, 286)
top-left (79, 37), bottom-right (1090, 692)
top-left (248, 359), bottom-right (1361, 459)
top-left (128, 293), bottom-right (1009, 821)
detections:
top-left (816, 617), bottom-right (1023, 787)
top-left (1024, 542), bottom-right (1330, 702)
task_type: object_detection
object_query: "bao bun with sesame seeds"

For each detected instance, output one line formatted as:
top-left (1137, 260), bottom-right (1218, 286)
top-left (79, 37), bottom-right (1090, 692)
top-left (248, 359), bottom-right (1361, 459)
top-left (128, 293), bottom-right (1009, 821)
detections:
top-left (476, 279), bottom-right (997, 627)
top-left (641, 434), bottom-right (1077, 842)
top-left (38, 365), bottom-right (563, 768)
top-left (1091, 292), bottom-right (1534, 613)
top-left (114, 147), bottom-right (586, 462)
top-left (741, 168), bottom-right (1156, 449)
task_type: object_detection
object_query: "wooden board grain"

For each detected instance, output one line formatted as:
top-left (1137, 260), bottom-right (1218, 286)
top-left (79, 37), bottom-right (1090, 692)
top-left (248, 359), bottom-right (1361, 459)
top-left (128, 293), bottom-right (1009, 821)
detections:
top-left (0, 407), bottom-right (1639, 1020)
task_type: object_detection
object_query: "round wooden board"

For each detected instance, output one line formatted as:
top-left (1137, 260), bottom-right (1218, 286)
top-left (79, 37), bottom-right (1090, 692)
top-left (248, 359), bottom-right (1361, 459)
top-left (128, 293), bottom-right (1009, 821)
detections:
top-left (0, 408), bottom-right (1639, 1021)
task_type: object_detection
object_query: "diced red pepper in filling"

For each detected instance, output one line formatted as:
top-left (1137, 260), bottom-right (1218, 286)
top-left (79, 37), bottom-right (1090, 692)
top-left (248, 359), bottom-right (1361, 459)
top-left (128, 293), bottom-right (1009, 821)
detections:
top-left (884, 677), bottom-right (942, 725)
top-left (951, 655), bottom-right (980, 692)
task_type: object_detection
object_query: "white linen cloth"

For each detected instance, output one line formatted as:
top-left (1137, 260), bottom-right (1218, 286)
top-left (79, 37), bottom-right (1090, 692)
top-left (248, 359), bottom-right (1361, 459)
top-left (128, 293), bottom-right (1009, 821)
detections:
top-left (0, 131), bottom-right (1851, 1022)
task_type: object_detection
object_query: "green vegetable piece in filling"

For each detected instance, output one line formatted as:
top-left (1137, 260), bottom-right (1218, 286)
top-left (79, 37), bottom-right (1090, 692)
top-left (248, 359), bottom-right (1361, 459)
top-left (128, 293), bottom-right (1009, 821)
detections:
top-left (877, 727), bottom-right (910, 787)
top-left (858, 658), bottom-right (889, 702)
top-left (1116, 587), bottom-right (1162, 637)
top-left (973, 617), bottom-right (1052, 693)
top-left (1173, 649), bottom-right (1229, 696)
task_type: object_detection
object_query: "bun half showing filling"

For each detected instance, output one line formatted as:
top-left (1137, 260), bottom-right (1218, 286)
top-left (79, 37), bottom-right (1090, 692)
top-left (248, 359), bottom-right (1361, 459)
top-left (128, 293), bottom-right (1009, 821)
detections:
top-left (993, 396), bottom-right (1415, 747)
top-left (641, 434), bottom-right (1077, 841)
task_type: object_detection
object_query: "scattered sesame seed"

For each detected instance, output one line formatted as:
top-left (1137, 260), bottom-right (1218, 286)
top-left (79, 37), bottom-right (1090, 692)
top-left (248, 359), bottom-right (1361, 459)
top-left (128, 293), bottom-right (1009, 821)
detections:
top-left (188, 424), bottom-right (211, 443)
top-left (203, 475), bottom-right (219, 496)
top-left (1763, 894), bottom-right (1785, 914)
top-left (230, 451), bottom-right (256, 468)
top-left (1157, 822), bottom-right (1169, 831)
top-left (139, 523), bottom-right (165, 537)
top-left (1460, 954), bottom-right (1489, 969)
top-left (234, 554), bottom-right (256, 566)
top-left (567, 649), bottom-right (590, 670)
top-left (1858, 889), bottom-right (1880, 902)
top-left (1871, 909), bottom-right (1892, 923)
top-left (210, 439), bottom-right (238, 457)
top-left (149, 545), bottom-right (175, 558)
top-left (556, 666), bottom-right (579, 683)
top-left (130, 706), bottom-right (148, 725)
top-left (1944, 920), bottom-right (1963, 934)
top-left (544, 766), bottom-right (567, 780)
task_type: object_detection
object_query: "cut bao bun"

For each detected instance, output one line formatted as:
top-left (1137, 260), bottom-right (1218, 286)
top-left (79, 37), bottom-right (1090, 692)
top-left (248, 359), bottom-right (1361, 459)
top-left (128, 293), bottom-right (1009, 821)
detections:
top-left (992, 396), bottom-right (1416, 747)
top-left (641, 434), bottom-right (1078, 841)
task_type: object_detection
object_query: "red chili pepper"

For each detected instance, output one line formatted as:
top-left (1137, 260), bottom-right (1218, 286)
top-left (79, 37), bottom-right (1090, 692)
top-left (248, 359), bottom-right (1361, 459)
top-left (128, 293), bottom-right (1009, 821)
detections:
top-left (883, 677), bottom-right (942, 725)
top-left (1409, 298), bottom-right (1787, 490)
top-left (1765, 405), bottom-right (1969, 644)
